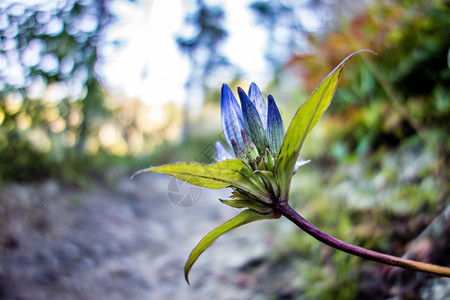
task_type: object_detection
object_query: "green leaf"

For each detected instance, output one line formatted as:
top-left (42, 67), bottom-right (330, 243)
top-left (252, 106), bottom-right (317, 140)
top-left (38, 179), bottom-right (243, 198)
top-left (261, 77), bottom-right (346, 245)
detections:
top-left (276, 50), bottom-right (375, 199)
top-left (184, 209), bottom-right (274, 284)
top-left (219, 199), bottom-right (272, 214)
top-left (254, 170), bottom-right (280, 198)
top-left (133, 159), bottom-right (272, 203)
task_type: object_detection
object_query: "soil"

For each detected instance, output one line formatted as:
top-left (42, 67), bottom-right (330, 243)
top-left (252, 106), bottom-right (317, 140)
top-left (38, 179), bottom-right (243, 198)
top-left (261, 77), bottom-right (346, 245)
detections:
top-left (0, 167), bottom-right (448, 299)
top-left (0, 173), bottom-right (281, 300)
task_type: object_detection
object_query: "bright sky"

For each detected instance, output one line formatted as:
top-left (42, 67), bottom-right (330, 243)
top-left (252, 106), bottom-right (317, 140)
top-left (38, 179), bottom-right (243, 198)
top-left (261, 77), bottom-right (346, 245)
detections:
top-left (101, 0), bottom-right (268, 106)
top-left (6, 0), bottom-right (320, 107)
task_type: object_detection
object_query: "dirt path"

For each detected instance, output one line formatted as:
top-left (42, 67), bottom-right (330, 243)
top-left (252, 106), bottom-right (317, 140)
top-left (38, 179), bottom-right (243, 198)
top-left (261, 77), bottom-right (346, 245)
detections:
top-left (3, 153), bottom-right (448, 299)
top-left (0, 173), bottom-right (279, 300)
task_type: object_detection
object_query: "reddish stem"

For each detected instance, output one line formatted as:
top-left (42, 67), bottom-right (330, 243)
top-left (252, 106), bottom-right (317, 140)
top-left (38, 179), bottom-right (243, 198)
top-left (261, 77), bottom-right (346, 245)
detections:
top-left (275, 202), bottom-right (450, 277)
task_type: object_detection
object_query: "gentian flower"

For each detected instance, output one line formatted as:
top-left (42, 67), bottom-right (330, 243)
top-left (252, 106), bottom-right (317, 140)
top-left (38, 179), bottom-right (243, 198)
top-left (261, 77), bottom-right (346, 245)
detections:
top-left (216, 83), bottom-right (309, 172)
top-left (133, 51), bottom-right (448, 283)
top-left (132, 52), bottom-right (367, 283)
top-left (217, 82), bottom-right (283, 162)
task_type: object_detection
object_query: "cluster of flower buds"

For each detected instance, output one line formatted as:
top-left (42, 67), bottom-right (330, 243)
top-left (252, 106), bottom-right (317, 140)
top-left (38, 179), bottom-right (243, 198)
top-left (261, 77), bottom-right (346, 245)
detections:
top-left (216, 83), bottom-right (307, 205)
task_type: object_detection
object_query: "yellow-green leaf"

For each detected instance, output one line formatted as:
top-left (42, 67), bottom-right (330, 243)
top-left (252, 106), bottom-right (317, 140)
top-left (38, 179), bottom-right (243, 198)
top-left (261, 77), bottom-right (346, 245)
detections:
top-left (133, 159), bottom-right (271, 203)
top-left (276, 50), bottom-right (375, 199)
top-left (219, 199), bottom-right (272, 214)
top-left (184, 209), bottom-right (273, 284)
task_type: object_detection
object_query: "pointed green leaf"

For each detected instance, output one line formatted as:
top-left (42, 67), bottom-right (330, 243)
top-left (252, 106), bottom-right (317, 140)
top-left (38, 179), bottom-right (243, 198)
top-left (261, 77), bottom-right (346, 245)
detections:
top-left (133, 159), bottom-right (271, 203)
top-left (255, 170), bottom-right (280, 198)
top-left (264, 148), bottom-right (275, 171)
top-left (219, 199), bottom-right (272, 214)
top-left (276, 50), bottom-right (375, 199)
top-left (184, 209), bottom-right (274, 284)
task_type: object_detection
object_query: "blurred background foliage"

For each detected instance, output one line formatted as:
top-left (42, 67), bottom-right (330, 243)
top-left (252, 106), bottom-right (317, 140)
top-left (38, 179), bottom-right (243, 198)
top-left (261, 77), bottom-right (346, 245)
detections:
top-left (0, 0), bottom-right (449, 298)
top-left (0, 0), bottom-right (114, 182)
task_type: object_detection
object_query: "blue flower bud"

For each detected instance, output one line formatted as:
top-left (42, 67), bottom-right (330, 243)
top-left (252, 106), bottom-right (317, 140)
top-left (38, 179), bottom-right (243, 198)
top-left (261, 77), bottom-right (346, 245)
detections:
top-left (240, 128), bottom-right (259, 161)
top-left (230, 138), bottom-right (247, 161)
top-left (248, 83), bottom-right (267, 131)
top-left (215, 142), bottom-right (234, 162)
top-left (238, 87), bottom-right (268, 154)
top-left (266, 94), bottom-right (284, 155)
top-left (221, 84), bottom-right (244, 151)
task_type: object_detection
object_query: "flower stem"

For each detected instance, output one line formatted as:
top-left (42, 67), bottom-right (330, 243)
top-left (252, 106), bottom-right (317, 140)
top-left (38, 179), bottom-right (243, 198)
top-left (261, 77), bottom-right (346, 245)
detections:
top-left (275, 202), bottom-right (450, 277)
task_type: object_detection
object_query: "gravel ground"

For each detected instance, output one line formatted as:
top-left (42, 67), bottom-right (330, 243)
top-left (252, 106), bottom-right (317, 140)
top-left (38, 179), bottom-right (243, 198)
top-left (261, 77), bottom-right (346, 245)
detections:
top-left (1, 157), bottom-right (449, 299)
top-left (0, 173), bottom-right (283, 300)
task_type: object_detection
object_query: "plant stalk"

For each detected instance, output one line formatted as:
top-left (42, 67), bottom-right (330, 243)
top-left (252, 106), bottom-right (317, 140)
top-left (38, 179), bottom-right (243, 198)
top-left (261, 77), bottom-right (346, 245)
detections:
top-left (275, 202), bottom-right (450, 277)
